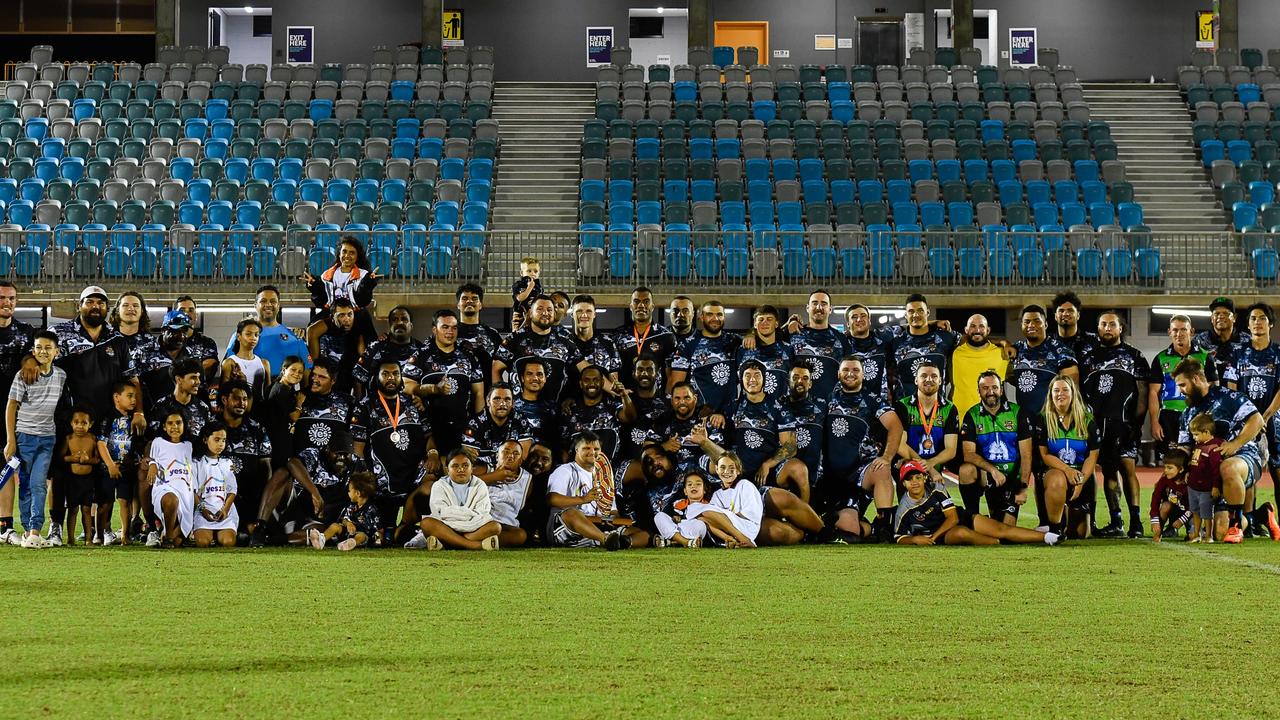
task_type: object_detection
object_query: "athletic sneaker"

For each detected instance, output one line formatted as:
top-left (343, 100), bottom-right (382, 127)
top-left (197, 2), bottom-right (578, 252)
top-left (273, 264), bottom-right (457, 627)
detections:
top-left (481, 535), bottom-right (499, 551)
top-left (21, 533), bottom-right (47, 549)
top-left (1043, 532), bottom-right (1062, 546)
top-left (247, 525), bottom-right (268, 548)
top-left (77, 530), bottom-right (86, 543)
top-left (102, 530), bottom-right (120, 546)
top-left (1223, 526), bottom-right (1244, 544)
top-left (0, 528), bottom-right (20, 546)
top-left (403, 531), bottom-right (429, 549)
top-left (651, 536), bottom-right (669, 548)
top-left (307, 528), bottom-right (326, 550)
top-left (144, 530), bottom-right (161, 548)
top-left (1096, 522), bottom-right (1124, 538)
top-left (603, 528), bottom-right (632, 551)
top-left (425, 535), bottom-right (443, 551)
top-left (46, 524), bottom-right (63, 547)
top-left (1188, 535), bottom-right (1201, 543)
top-left (1266, 506), bottom-right (1280, 541)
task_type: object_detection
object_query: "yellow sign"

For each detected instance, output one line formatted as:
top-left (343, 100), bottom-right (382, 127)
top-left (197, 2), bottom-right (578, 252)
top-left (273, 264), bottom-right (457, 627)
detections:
top-left (443, 10), bottom-right (463, 45)
top-left (1196, 11), bottom-right (1215, 49)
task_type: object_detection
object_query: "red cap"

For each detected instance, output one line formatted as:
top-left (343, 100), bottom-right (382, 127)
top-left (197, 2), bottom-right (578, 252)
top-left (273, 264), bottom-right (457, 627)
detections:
top-left (898, 459), bottom-right (929, 482)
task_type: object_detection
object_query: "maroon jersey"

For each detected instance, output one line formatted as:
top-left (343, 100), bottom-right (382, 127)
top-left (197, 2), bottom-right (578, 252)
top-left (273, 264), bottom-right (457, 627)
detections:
top-left (1149, 475), bottom-right (1189, 518)
top-left (1187, 439), bottom-right (1224, 493)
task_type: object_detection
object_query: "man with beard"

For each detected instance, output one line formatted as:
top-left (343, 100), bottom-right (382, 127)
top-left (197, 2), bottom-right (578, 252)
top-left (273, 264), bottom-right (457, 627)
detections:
top-left (822, 356), bottom-right (902, 543)
top-left (784, 363), bottom-right (826, 493)
top-left (951, 314), bottom-right (1006, 417)
top-left (352, 360), bottom-right (429, 539)
top-left (352, 306), bottom-right (424, 397)
top-left (512, 359), bottom-right (556, 452)
top-left (292, 358), bottom-right (354, 455)
top-left (1223, 303), bottom-right (1280, 525)
top-left (1174, 358), bottom-right (1265, 543)
top-left (171, 295), bottom-right (220, 376)
top-left (454, 283), bottom-right (504, 389)
top-left (736, 305), bottom-right (793, 402)
top-left (1149, 314), bottom-right (1217, 462)
top-left (224, 285), bottom-right (311, 379)
top-left (493, 295), bottom-right (583, 403)
top-left (51, 286), bottom-right (140, 428)
top-left (620, 356), bottom-right (668, 461)
top-left (1050, 291), bottom-right (1100, 365)
top-left (654, 381), bottom-right (729, 472)
top-left (219, 380), bottom-right (273, 542)
top-left (1194, 297), bottom-right (1252, 381)
top-left (843, 303), bottom-right (897, 401)
top-left (308, 298), bottom-right (364, 393)
top-left (1080, 311), bottom-right (1149, 538)
top-left (669, 299), bottom-right (741, 414)
top-left (559, 365), bottom-right (636, 464)
top-left (667, 296), bottom-right (696, 346)
top-left (146, 358), bottom-right (214, 441)
top-left (959, 371), bottom-right (1034, 523)
top-left (784, 290), bottom-right (849, 399)
top-left (895, 362), bottom-right (960, 484)
top-left (403, 309), bottom-right (485, 453)
top-left (888, 294), bottom-right (962, 401)
top-left (610, 287), bottom-right (678, 392)
top-left (1006, 305), bottom-right (1079, 419)
top-left (615, 444), bottom-right (681, 544)
top-left (568, 294), bottom-right (622, 392)
top-left (464, 383), bottom-right (534, 476)
top-left (0, 281), bottom-right (34, 543)
top-left (256, 433), bottom-right (362, 543)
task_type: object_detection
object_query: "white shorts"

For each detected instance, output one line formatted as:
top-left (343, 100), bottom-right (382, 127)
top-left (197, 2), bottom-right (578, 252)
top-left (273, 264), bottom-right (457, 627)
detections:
top-left (653, 514), bottom-right (707, 541)
top-left (685, 505), bottom-right (760, 542)
top-left (192, 504), bottom-right (239, 532)
top-left (151, 483), bottom-right (194, 538)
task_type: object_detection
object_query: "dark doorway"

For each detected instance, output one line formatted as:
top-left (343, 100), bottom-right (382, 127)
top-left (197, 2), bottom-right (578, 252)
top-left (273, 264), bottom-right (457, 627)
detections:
top-left (856, 18), bottom-right (903, 67)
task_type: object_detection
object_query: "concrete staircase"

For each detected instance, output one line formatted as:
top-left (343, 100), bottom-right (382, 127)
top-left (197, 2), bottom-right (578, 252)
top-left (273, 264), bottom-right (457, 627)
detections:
top-left (1082, 82), bottom-right (1247, 288)
top-left (487, 81), bottom-right (596, 288)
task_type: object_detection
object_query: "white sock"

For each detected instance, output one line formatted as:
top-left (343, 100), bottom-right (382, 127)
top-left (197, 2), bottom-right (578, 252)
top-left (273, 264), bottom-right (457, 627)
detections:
top-left (1044, 532), bottom-right (1061, 545)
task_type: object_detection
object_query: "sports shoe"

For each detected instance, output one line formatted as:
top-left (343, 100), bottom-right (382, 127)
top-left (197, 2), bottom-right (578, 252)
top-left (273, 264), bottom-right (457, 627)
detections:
top-left (403, 530), bottom-right (429, 550)
top-left (247, 525), bottom-right (268, 548)
top-left (1127, 523), bottom-right (1144, 539)
top-left (21, 533), bottom-right (44, 548)
top-left (46, 524), bottom-right (63, 547)
top-left (102, 530), bottom-right (120, 546)
top-left (308, 528), bottom-right (326, 550)
top-left (603, 528), bottom-right (632, 551)
top-left (652, 536), bottom-right (669, 548)
top-left (1188, 535), bottom-right (1201, 543)
top-left (1, 528), bottom-right (20, 546)
top-left (425, 535), bottom-right (443, 551)
top-left (1096, 522), bottom-right (1124, 538)
top-left (1266, 506), bottom-right (1280, 541)
top-left (685, 536), bottom-right (701, 548)
top-left (1044, 532), bottom-right (1062, 546)
top-left (1223, 526), bottom-right (1245, 544)
top-left (77, 530), bottom-right (86, 543)
top-left (144, 530), bottom-right (161, 548)
top-left (337, 538), bottom-right (358, 551)
top-left (480, 535), bottom-right (499, 551)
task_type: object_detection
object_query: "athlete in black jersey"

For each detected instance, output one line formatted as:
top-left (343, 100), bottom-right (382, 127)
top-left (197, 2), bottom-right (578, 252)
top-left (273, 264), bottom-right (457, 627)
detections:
top-left (1195, 297), bottom-right (1252, 381)
top-left (669, 299), bottom-right (742, 413)
top-left (1050, 291), bottom-right (1101, 366)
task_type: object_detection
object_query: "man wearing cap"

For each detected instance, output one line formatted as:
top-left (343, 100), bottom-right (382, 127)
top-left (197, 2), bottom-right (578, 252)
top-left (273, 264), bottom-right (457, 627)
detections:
top-left (224, 285), bottom-right (312, 382)
top-left (1194, 297), bottom-right (1251, 381)
top-left (51, 287), bottom-right (141, 428)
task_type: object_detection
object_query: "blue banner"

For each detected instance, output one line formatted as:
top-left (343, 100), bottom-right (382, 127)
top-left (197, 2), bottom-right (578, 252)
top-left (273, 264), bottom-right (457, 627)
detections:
top-left (1009, 28), bottom-right (1037, 67)
top-left (587, 26), bottom-right (613, 67)
top-left (287, 26), bottom-right (314, 64)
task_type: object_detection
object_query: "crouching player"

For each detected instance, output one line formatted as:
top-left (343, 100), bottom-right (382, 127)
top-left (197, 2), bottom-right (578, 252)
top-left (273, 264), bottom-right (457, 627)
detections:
top-left (894, 461), bottom-right (1061, 546)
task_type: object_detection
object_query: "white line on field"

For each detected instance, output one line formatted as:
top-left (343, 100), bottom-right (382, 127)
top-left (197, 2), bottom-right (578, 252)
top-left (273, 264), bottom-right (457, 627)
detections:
top-left (1152, 540), bottom-right (1280, 575)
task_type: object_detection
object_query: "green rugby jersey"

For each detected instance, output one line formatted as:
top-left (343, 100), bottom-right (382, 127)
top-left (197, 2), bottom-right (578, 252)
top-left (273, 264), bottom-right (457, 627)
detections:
top-left (1148, 346), bottom-right (1215, 412)
top-left (960, 400), bottom-right (1031, 475)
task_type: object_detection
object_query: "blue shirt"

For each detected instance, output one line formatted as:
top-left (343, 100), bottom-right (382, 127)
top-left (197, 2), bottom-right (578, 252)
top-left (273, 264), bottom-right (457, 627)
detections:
top-left (225, 323), bottom-right (312, 378)
top-left (1178, 385), bottom-right (1261, 455)
top-left (1009, 338), bottom-right (1077, 417)
top-left (786, 326), bottom-right (849, 399)
top-left (824, 388), bottom-right (893, 478)
top-left (670, 332), bottom-right (742, 413)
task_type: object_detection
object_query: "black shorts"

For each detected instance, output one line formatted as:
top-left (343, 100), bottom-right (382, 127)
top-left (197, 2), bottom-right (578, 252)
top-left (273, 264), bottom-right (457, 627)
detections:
top-left (282, 482), bottom-right (348, 527)
top-left (113, 462), bottom-right (138, 501)
top-left (814, 461), bottom-right (874, 515)
top-left (983, 482), bottom-right (1022, 520)
top-left (954, 506), bottom-right (975, 529)
top-left (1097, 418), bottom-right (1138, 462)
top-left (1157, 409), bottom-right (1182, 454)
top-left (64, 470), bottom-right (98, 507)
top-left (1066, 476), bottom-right (1097, 513)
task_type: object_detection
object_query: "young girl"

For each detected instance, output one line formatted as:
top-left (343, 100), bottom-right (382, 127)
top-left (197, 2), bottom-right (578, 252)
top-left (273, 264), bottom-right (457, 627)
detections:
top-left (191, 421), bottom-right (238, 548)
top-left (261, 355), bottom-right (306, 465)
top-left (406, 448), bottom-right (501, 551)
top-left (147, 412), bottom-right (195, 547)
top-left (1151, 448), bottom-right (1191, 543)
top-left (686, 452), bottom-right (762, 549)
top-left (308, 471), bottom-right (380, 551)
top-left (221, 318), bottom-right (271, 401)
top-left (60, 407), bottom-right (101, 546)
top-left (652, 470), bottom-right (710, 548)
top-left (894, 460), bottom-right (1061, 546)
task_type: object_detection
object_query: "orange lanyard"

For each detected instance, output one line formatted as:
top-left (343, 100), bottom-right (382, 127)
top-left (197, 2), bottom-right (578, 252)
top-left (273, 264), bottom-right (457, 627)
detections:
top-left (632, 323), bottom-right (652, 355)
top-left (377, 391), bottom-right (401, 432)
top-left (917, 397), bottom-right (938, 441)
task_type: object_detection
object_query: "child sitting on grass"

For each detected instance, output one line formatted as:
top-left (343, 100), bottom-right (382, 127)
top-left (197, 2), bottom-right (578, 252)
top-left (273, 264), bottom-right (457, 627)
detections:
top-left (1185, 413), bottom-right (1223, 543)
top-left (1151, 448), bottom-right (1192, 543)
top-left (405, 448), bottom-right (501, 551)
top-left (686, 452), bottom-right (762, 549)
top-left (652, 469), bottom-right (711, 548)
top-left (308, 472), bottom-right (380, 551)
top-left (61, 407), bottom-right (101, 545)
top-left (147, 412), bottom-right (195, 547)
top-left (192, 422), bottom-right (238, 548)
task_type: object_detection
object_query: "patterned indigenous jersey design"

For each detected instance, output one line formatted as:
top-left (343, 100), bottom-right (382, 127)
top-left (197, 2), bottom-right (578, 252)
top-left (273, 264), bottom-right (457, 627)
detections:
top-left (403, 342), bottom-right (484, 420)
top-left (1036, 414), bottom-right (1098, 470)
top-left (1080, 341), bottom-right (1149, 422)
top-left (824, 389), bottom-right (893, 477)
top-left (1223, 341), bottom-right (1280, 412)
top-left (895, 396), bottom-right (960, 461)
top-left (655, 411), bottom-right (728, 470)
top-left (786, 394), bottom-right (826, 482)
top-left (1177, 385), bottom-right (1261, 455)
top-left (0, 319), bottom-right (34, 404)
top-left (51, 318), bottom-right (134, 421)
top-left (351, 391), bottom-right (427, 493)
top-left (894, 483), bottom-right (955, 536)
top-left (610, 322), bottom-right (678, 388)
top-left (961, 400), bottom-right (1031, 475)
top-left (455, 322), bottom-right (504, 383)
top-left (889, 328), bottom-right (961, 399)
top-left (294, 447), bottom-right (346, 489)
top-left (1149, 345), bottom-right (1216, 412)
top-left (222, 417), bottom-right (272, 477)
top-left (724, 395), bottom-right (797, 477)
top-left (735, 340), bottom-right (793, 402)
top-left (670, 333), bottom-right (742, 413)
top-left (1057, 330), bottom-right (1101, 369)
top-left (495, 328), bottom-right (583, 401)
top-left (317, 328), bottom-right (356, 366)
top-left (513, 395), bottom-right (556, 447)
top-left (560, 396), bottom-right (624, 462)
top-left (97, 410), bottom-right (135, 464)
top-left (147, 395), bottom-right (215, 441)
top-left (787, 326), bottom-right (849, 399)
top-left (1009, 338), bottom-right (1077, 415)
top-left (570, 332), bottom-right (622, 377)
top-left (1194, 328), bottom-right (1251, 381)
top-left (339, 501), bottom-right (382, 537)
top-left (463, 411), bottom-right (533, 471)
top-left (621, 393), bottom-right (668, 461)
top-left (351, 339), bottom-right (425, 387)
top-left (292, 391), bottom-right (354, 454)
top-left (122, 332), bottom-right (174, 403)
top-left (844, 326), bottom-right (899, 400)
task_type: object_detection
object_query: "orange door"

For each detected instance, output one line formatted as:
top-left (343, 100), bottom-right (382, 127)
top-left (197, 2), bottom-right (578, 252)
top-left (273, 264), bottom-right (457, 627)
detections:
top-left (714, 21), bottom-right (769, 65)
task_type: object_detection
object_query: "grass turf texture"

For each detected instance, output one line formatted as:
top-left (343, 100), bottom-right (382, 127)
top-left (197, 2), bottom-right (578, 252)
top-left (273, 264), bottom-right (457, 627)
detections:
top-left (3, 535), bottom-right (1280, 718)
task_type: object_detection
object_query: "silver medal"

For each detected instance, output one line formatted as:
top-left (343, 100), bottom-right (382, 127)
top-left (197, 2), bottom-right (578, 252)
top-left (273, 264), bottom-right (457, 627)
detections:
top-left (390, 431), bottom-right (402, 444)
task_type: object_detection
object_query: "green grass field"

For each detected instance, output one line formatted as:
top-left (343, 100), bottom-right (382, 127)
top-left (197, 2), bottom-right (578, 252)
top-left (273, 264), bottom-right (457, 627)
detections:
top-left (3, 534), bottom-right (1279, 719)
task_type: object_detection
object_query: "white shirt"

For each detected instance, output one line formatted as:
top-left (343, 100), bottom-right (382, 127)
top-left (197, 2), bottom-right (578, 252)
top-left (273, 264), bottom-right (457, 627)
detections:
top-left (547, 461), bottom-right (613, 517)
top-left (150, 439), bottom-right (194, 492)
top-left (710, 479), bottom-right (763, 541)
top-left (194, 456), bottom-right (238, 514)
top-left (487, 468), bottom-right (531, 526)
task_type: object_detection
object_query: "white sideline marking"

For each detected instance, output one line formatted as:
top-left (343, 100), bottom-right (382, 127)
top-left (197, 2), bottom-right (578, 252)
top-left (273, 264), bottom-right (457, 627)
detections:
top-left (1153, 540), bottom-right (1280, 575)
